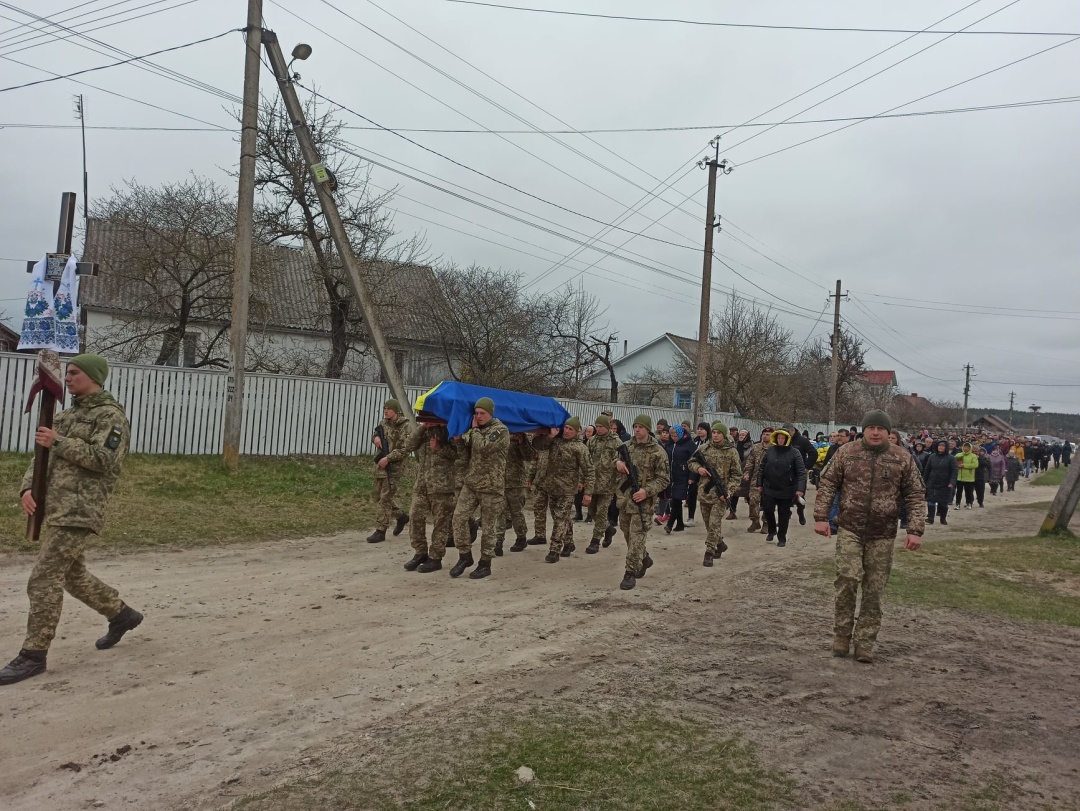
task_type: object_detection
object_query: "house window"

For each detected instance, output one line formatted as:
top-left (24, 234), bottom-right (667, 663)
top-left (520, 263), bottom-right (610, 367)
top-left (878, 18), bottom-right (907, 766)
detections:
top-left (164, 332), bottom-right (201, 367)
top-left (674, 389), bottom-right (692, 409)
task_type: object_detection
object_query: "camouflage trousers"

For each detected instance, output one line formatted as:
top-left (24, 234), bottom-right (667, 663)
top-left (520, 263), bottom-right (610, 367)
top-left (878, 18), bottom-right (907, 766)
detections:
top-left (24, 525), bottom-right (124, 652)
top-left (699, 498), bottom-right (726, 554)
top-left (544, 492), bottom-right (575, 554)
top-left (589, 492), bottom-right (615, 545)
top-left (409, 490), bottom-right (456, 560)
top-left (532, 488), bottom-right (550, 538)
top-left (617, 495), bottom-right (654, 574)
top-left (501, 486), bottom-right (528, 540)
top-left (747, 487), bottom-right (761, 521)
top-left (374, 475), bottom-right (404, 531)
top-left (834, 529), bottom-right (896, 649)
top-left (453, 484), bottom-right (503, 561)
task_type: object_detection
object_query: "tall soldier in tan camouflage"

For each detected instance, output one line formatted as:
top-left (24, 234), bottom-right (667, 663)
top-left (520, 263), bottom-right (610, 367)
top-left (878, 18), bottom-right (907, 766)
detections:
top-left (741, 427), bottom-right (773, 534)
top-left (2, 355), bottom-right (142, 686)
top-left (368, 399), bottom-right (412, 544)
top-left (503, 432), bottom-right (536, 554)
top-left (401, 422), bottom-right (459, 573)
top-left (688, 422), bottom-right (744, 567)
top-left (449, 397), bottom-right (510, 579)
top-left (614, 415), bottom-right (670, 591)
top-left (584, 415), bottom-right (621, 554)
top-left (531, 417), bottom-right (595, 562)
top-left (814, 409), bottom-right (926, 664)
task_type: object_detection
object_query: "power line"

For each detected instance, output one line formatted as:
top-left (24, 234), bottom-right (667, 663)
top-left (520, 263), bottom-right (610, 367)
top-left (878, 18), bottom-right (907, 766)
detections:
top-left (0, 1), bottom-right (197, 55)
top-left (854, 291), bottom-right (1080, 316)
top-left (858, 299), bottom-right (1080, 322)
top-left (0, 27), bottom-right (240, 92)
top-left (441, 1), bottom-right (1080, 36)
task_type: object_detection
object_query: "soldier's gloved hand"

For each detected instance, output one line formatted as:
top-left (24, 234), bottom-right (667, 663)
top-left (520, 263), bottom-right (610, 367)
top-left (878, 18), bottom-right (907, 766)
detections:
top-left (814, 521), bottom-right (831, 538)
top-left (904, 534), bottom-right (922, 551)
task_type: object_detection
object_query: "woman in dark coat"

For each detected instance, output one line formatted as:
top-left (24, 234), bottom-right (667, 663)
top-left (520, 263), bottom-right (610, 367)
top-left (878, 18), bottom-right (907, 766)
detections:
top-left (923, 439), bottom-right (958, 525)
top-left (754, 429), bottom-right (806, 547)
top-left (665, 425), bottom-right (696, 533)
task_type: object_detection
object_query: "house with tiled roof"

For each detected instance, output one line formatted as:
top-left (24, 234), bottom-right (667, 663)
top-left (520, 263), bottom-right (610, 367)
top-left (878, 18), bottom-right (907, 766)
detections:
top-left (79, 219), bottom-right (454, 385)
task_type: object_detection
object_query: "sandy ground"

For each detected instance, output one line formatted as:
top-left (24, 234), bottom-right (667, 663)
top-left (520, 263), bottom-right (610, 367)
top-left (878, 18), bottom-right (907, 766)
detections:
top-left (0, 474), bottom-right (1077, 810)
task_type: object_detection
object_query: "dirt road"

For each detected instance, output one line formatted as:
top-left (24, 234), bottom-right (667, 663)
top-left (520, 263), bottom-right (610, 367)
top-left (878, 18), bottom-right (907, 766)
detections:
top-left (1, 477), bottom-right (1076, 810)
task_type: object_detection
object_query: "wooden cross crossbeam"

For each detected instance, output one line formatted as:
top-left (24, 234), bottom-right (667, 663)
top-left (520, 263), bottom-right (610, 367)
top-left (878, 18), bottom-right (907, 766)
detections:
top-left (25, 259), bottom-right (99, 277)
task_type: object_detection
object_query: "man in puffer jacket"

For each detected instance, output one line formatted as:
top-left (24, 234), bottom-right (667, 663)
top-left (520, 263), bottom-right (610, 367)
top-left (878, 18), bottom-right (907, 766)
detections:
top-left (755, 429), bottom-right (807, 547)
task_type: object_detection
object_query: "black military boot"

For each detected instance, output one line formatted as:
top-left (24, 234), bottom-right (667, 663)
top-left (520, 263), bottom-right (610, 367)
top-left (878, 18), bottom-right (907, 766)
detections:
top-left (586, 541), bottom-right (600, 554)
top-left (495, 539), bottom-right (504, 557)
top-left (544, 551), bottom-right (560, 563)
top-left (619, 570), bottom-right (636, 590)
top-left (636, 552), bottom-right (654, 579)
top-left (717, 540), bottom-right (729, 558)
top-left (417, 557), bottom-right (443, 573)
top-left (403, 553), bottom-right (428, 571)
top-left (469, 558), bottom-right (492, 579)
top-left (366, 529), bottom-right (387, 544)
top-left (0, 649), bottom-right (46, 685)
top-left (510, 536), bottom-right (528, 552)
top-left (527, 534), bottom-right (546, 546)
top-left (560, 542), bottom-right (576, 558)
top-left (449, 552), bottom-right (475, 578)
top-left (393, 514), bottom-right (410, 536)
top-left (702, 551), bottom-right (714, 568)
top-left (96, 605), bottom-right (143, 650)
top-left (602, 525), bottom-right (616, 547)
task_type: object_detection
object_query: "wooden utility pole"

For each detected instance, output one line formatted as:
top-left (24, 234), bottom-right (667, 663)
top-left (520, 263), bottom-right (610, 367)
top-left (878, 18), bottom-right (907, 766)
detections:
top-left (828, 280), bottom-right (846, 426)
top-left (261, 30), bottom-right (413, 420)
top-left (693, 137), bottom-right (726, 427)
top-left (23, 192), bottom-right (99, 540)
top-left (961, 363), bottom-right (973, 428)
top-left (1040, 457), bottom-right (1080, 534)
top-left (223, 0), bottom-right (263, 474)
top-left (1030, 404), bottom-right (1041, 434)
top-left (1008, 391), bottom-right (1016, 428)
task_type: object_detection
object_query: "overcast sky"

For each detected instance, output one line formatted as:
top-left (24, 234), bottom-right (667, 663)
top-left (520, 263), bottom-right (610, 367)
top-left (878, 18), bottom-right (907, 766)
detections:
top-left (2, 0), bottom-right (1078, 415)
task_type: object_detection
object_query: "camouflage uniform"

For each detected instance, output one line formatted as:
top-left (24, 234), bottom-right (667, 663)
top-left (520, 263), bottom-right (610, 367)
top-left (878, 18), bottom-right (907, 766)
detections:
top-left (529, 451), bottom-right (549, 540)
top-left (372, 413), bottom-right (413, 531)
top-left (742, 441), bottom-right (768, 526)
top-left (688, 437), bottom-right (743, 555)
top-left (452, 418), bottom-right (510, 560)
top-left (404, 425), bottom-right (458, 560)
top-left (501, 435), bottom-right (535, 542)
top-left (19, 392), bottom-right (130, 651)
top-left (615, 436), bottom-right (670, 575)
top-left (532, 433), bottom-right (595, 555)
top-left (587, 430), bottom-right (622, 546)
top-left (815, 440), bottom-right (926, 651)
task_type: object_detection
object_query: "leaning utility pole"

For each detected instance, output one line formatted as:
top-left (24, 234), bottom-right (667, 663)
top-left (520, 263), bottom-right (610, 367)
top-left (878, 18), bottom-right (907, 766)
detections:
top-left (261, 30), bottom-right (413, 421)
top-left (961, 363), bottom-right (973, 428)
top-left (693, 136), bottom-right (729, 427)
top-left (1040, 456), bottom-right (1080, 534)
top-left (828, 280), bottom-right (847, 426)
top-left (223, 0), bottom-right (263, 474)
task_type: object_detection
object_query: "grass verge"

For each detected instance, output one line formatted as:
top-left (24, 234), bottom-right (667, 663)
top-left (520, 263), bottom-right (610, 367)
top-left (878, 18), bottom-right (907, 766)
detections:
top-left (233, 710), bottom-right (796, 811)
top-left (889, 534), bottom-right (1080, 626)
top-left (1, 453), bottom-right (392, 554)
top-left (1031, 467), bottom-right (1067, 486)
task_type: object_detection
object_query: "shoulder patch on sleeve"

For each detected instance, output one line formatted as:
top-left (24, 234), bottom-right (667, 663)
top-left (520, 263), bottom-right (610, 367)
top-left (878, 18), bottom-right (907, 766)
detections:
top-left (105, 427), bottom-right (124, 450)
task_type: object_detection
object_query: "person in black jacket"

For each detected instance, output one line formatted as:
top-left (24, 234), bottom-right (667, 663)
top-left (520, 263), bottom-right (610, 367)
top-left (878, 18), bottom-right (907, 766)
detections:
top-left (755, 428), bottom-right (807, 547)
top-left (922, 439), bottom-right (958, 525)
top-left (782, 422), bottom-right (815, 526)
top-left (665, 425), bottom-right (696, 533)
top-left (973, 447), bottom-right (992, 507)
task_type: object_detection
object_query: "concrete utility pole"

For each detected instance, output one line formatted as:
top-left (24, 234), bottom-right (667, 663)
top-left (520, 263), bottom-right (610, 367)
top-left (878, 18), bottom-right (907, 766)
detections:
top-left (693, 136), bottom-right (729, 427)
top-left (262, 30), bottom-right (413, 421)
top-left (74, 95), bottom-right (88, 227)
top-left (961, 363), bottom-right (973, 428)
top-left (828, 280), bottom-right (847, 426)
top-left (1040, 456), bottom-right (1080, 534)
top-left (1008, 391), bottom-right (1016, 428)
top-left (223, 0), bottom-right (263, 474)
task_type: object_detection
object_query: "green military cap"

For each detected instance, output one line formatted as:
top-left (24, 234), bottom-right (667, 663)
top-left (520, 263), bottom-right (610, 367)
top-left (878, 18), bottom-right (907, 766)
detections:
top-left (68, 353), bottom-right (109, 386)
top-left (384, 398), bottom-right (401, 413)
top-left (565, 416), bottom-right (582, 431)
top-left (633, 414), bottom-right (653, 431)
top-left (861, 409), bottom-right (892, 432)
top-left (594, 414), bottom-right (611, 428)
top-left (711, 421), bottom-right (728, 434)
top-left (474, 396), bottom-right (495, 415)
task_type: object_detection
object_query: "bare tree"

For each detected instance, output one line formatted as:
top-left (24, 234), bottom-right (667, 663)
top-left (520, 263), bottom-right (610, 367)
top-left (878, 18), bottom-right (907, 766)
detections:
top-left (251, 94), bottom-right (426, 378)
top-left (543, 286), bottom-right (617, 399)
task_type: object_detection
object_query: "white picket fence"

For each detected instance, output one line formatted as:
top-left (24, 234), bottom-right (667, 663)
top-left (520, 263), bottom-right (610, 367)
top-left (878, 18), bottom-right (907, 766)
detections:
top-left (1, 351), bottom-right (831, 456)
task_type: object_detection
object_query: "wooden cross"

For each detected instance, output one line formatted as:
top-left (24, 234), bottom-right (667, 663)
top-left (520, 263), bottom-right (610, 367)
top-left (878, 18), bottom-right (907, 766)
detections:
top-left (23, 192), bottom-right (99, 541)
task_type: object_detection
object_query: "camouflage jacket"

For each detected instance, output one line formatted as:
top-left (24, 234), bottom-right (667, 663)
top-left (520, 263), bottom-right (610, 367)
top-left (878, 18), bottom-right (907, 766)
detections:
top-left (687, 437), bottom-right (742, 505)
top-left (742, 440), bottom-right (768, 482)
top-left (20, 391), bottom-right (130, 534)
top-left (532, 433), bottom-right (595, 497)
top-left (587, 431), bottom-right (622, 494)
top-left (615, 435), bottom-right (670, 501)
top-left (815, 440), bottom-right (927, 539)
top-left (372, 415), bottom-right (412, 480)
top-left (404, 425), bottom-right (459, 495)
top-left (457, 417), bottom-right (510, 494)
top-left (504, 435), bottom-right (536, 489)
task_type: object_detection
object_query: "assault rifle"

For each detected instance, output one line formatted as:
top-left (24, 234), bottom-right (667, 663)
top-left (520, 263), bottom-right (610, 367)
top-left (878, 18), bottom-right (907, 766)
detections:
top-left (617, 443), bottom-right (649, 532)
top-left (692, 449), bottom-right (728, 500)
top-left (373, 423), bottom-right (395, 499)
